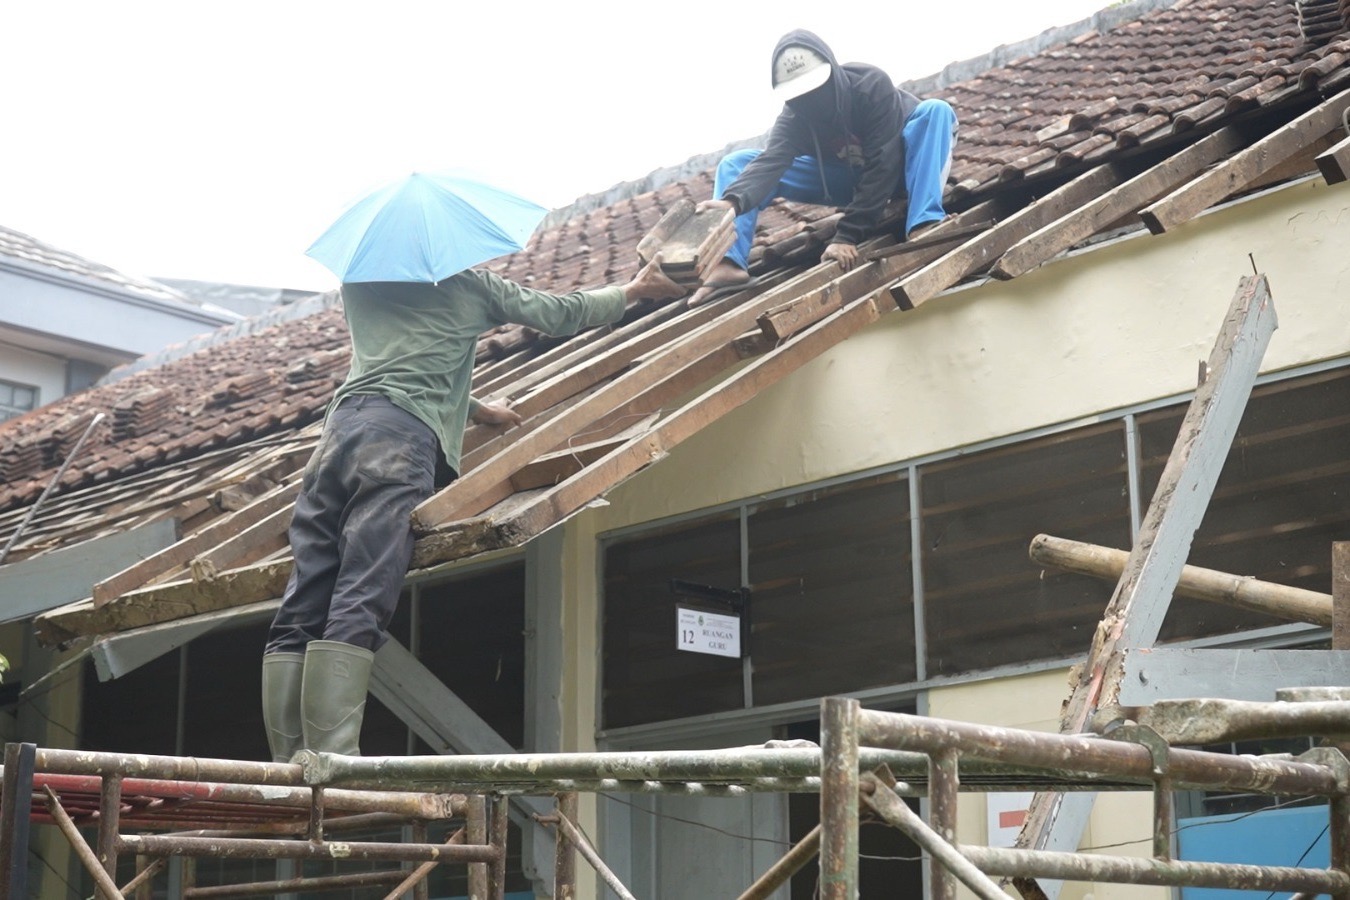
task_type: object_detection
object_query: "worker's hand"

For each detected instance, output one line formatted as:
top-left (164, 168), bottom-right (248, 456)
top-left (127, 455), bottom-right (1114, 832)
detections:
top-left (822, 242), bottom-right (859, 271)
top-left (696, 197), bottom-right (737, 216)
top-left (622, 258), bottom-right (687, 307)
top-left (471, 400), bottom-right (523, 428)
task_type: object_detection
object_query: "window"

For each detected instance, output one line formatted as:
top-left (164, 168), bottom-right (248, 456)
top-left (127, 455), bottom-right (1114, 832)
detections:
top-left (748, 472), bottom-right (914, 705)
top-left (0, 378), bottom-right (38, 422)
top-left (920, 422), bottom-right (1131, 676)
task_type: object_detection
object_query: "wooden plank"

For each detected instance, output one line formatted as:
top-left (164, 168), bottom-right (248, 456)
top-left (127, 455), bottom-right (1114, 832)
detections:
top-left (91, 477), bottom-right (301, 606)
top-left (416, 289), bottom-right (903, 562)
top-left (1316, 132), bottom-right (1350, 185)
top-left (414, 197), bottom-right (1021, 536)
top-left (891, 165), bottom-right (1124, 309)
top-left (187, 503), bottom-right (294, 580)
top-left (413, 251), bottom-right (918, 531)
top-left (35, 558), bottom-right (293, 647)
top-left (1013, 276), bottom-right (1277, 899)
top-left (862, 220), bottom-right (995, 262)
top-left (1141, 87), bottom-right (1350, 233)
top-left (1117, 649), bottom-right (1350, 705)
top-left (509, 436), bottom-right (633, 492)
top-left (993, 127), bottom-right (1247, 279)
top-left (758, 206), bottom-right (1000, 342)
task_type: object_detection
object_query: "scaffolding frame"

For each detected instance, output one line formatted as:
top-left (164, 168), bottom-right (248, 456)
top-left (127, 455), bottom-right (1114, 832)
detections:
top-left (2, 721), bottom-right (1346, 899)
top-left (818, 696), bottom-right (1350, 900)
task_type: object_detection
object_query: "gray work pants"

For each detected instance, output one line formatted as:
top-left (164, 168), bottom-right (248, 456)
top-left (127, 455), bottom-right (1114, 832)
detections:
top-left (264, 395), bottom-right (437, 655)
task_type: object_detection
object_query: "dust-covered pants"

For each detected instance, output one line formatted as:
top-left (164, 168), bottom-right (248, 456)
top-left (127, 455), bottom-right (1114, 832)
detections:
top-left (264, 394), bottom-right (437, 655)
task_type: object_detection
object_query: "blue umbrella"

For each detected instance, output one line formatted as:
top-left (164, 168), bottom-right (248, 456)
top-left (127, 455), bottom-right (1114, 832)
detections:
top-left (305, 171), bottom-right (548, 283)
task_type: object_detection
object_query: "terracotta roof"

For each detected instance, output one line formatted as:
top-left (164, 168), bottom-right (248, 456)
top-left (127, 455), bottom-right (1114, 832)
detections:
top-left (5, 0), bottom-right (1350, 636)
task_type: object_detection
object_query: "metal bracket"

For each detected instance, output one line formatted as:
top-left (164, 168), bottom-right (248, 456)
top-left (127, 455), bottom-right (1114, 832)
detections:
top-left (1102, 723), bottom-right (1171, 778)
top-left (1297, 746), bottom-right (1350, 794)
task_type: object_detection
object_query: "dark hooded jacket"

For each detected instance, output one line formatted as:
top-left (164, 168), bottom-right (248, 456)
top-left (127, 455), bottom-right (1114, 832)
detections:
top-left (721, 30), bottom-right (921, 247)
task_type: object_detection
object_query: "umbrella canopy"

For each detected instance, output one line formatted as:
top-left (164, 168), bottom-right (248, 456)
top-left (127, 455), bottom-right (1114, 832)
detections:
top-left (306, 171), bottom-right (548, 283)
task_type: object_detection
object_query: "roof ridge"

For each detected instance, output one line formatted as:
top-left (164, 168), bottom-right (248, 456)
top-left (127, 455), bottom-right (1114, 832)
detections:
top-left (540, 0), bottom-right (1184, 230)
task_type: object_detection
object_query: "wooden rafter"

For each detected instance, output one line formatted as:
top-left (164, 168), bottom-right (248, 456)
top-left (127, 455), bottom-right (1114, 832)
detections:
top-left (992, 127), bottom-right (1247, 279)
top-left (1141, 87), bottom-right (1350, 233)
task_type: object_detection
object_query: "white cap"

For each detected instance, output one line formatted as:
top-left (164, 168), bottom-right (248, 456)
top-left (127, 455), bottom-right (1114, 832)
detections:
top-left (772, 45), bottom-right (832, 100)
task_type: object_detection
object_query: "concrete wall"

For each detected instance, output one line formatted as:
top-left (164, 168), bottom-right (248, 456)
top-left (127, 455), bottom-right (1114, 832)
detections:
top-left (0, 343), bottom-right (66, 411)
top-left (555, 177), bottom-right (1350, 899)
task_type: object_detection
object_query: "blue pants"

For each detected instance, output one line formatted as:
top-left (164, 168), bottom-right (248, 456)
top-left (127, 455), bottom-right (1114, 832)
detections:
top-left (715, 98), bottom-right (958, 269)
top-left (264, 395), bottom-right (437, 655)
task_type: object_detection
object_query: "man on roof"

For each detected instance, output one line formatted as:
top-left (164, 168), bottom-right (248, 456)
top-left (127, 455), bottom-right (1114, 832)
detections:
top-left (689, 29), bottom-right (958, 307)
top-left (260, 261), bottom-right (684, 763)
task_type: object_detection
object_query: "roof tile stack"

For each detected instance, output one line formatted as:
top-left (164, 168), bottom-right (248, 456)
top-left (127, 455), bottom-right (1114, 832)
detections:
top-left (112, 388), bottom-right (176, 441)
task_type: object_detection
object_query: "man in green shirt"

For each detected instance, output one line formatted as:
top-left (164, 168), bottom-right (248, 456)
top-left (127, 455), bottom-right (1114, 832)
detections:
top-left (261, 261), bottom-right (683, 761)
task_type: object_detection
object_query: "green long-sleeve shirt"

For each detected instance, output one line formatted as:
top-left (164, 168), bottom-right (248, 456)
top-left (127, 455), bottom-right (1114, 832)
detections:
top-left (333, 269), bottom-right (625, 475)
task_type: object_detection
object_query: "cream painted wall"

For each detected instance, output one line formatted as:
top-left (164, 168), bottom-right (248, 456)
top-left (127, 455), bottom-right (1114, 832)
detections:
top-left (561, 177), bottom-right (1350, 899)
top-left (589, 177), bottom-right (1350, 530)
top-left (930, 671), bottom-right (1161, 900)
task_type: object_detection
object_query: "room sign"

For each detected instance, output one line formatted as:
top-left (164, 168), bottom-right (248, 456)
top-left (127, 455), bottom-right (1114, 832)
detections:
top-left (676, 606), bottom-right (742, 658)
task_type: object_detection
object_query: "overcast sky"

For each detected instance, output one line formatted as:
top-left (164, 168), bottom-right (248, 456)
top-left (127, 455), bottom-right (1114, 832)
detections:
top-left (3, 1), bottom-right (1113, 293)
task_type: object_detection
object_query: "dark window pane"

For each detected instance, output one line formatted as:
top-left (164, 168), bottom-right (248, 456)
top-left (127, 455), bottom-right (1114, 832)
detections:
top-left (1140, 368), bottom-right (1350, 642)
top-left (604, 513), bottom-right (743, 728)
top-left (182, 621), bottom-right (271, 761)
top-left (748, 473), bottom-right (914, 705)
top-left (410, 563), bottom-right (527, 750)
top-left (921, 422), bottom-right (1130, 676)
top-left (82, 649), bottom-right (181, 755)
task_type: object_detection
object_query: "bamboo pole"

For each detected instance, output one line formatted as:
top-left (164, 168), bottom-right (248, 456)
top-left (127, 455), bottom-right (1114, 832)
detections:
top-left (1028, 534), bottom-right (1332, 626)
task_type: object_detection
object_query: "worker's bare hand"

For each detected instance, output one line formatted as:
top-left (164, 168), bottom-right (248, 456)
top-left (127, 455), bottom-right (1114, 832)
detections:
top-left (822, 242), bottom-right (859, 271)
top-left (472, 400), bottom-right (523, 428)
top-left (622, 258), bottom-right (687, 305)
top-left (696, 198), bottom-right (737, 215)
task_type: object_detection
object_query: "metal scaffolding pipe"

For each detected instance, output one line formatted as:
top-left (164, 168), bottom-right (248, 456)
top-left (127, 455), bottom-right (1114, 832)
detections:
top-left (736, 825), bottom-right (820, 900)
top-left (860, 776), bottom-right (1006, 900)
top-left (183, 869), bottom-right (411, 898)
top-left (42, 785), bottom-right (126, 900)
top-left (295, 746), bottom-right (933, 792)
top-left (380, 828), bottom-right (465, 900)
top-left (118, 833), bottom-right (498, 864)
top-left (35, 747), bottom-right (304, 786)
top-left (958, 844), bottom-right (1350, 893)
top-left (820, 697), bottom-right (859, 900)
top-left (855, 709), bottom-right (1344, 796)
top-left (550, 810), bottom-right (638, 900)
top-left (33, 771), bottom-right (463, 819)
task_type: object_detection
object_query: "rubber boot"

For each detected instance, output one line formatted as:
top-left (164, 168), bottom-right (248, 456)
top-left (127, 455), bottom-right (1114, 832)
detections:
top-left (301, 640), bottom-right (374, 756)
top-left (260, 652), bottom-right (305, 763)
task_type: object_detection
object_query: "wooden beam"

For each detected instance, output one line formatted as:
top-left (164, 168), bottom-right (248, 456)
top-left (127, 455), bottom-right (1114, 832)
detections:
top-left (1316, 132), bottom-right (1350, 185)
top-left (1028, 533), bottom-right (1332, 626)
top-left (186, 503), bottom-right (294, 581)
top-left (412, 246), bottom-right (928, 531)
top-left (764, 204), bottom-right (1000, 341)
top-left (91, 477), bottom-right (301, 607)
top-left (891, 164), bottom-right (1124, 309)
top-left (1141, 87), bottom-right (1350, 233)
top-left (993, 128), bottom-right (1247, 280)
top-left (415, 289), bottom-right (900, 562)
top-left (36, 558), bottom-right (293, 647)
top-left (1013, 275), bottom-right (1276, 900)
